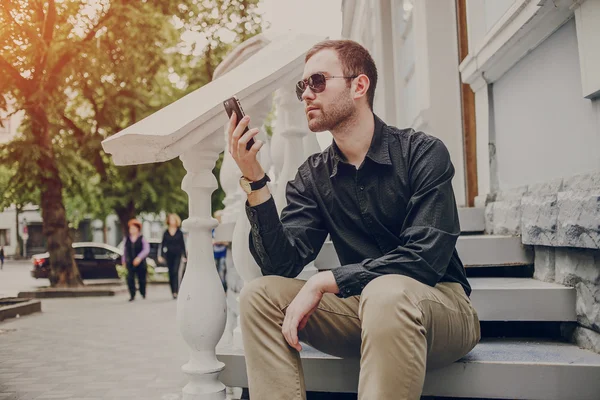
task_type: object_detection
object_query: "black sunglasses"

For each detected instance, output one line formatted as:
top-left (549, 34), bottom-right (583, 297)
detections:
top-left (295, 73), bottom-right (358, 101)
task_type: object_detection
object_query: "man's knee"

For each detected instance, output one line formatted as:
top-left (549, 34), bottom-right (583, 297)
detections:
top-left (239, 275), bottom-right (302, 317)
top-left (239, 276), bottom-right (273, 314)
top-left (360, 275), bottom-right (423, 336)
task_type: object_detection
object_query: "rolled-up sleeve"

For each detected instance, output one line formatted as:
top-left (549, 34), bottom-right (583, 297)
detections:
top-left (246, 168), bottom-right (328, 278)
top-left (332, 138), bottom-right (461, 297)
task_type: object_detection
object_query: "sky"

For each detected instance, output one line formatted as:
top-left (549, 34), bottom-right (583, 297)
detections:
top-left (259, 0), bottom-right (343, 40)
top-left (258, 0), bottom-right (343, 149)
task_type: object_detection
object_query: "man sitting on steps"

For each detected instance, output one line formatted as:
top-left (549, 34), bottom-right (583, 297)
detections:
top-left (226, 39), bottom-right (481, 400)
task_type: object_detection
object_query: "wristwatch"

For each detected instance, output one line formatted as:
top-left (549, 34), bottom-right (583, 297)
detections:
top-left (239, 174), bottom-right (271, 194)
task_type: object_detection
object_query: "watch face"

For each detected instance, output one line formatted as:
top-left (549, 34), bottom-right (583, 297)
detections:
top-left (240, 178), bottom-right (252, 193)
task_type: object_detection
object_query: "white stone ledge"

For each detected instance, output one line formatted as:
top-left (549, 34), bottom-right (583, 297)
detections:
top-left (217, 339), bottom-right (600, 399)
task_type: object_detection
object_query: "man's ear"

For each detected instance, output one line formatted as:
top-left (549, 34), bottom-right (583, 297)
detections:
top-left (352, 74), bottom-right (370, 102)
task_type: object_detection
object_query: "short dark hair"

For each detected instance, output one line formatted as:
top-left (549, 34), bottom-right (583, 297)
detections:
top-left (305, 40), bottom-right (378, 109)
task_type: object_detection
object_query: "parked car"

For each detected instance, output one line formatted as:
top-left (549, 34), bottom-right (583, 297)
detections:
top-left (147, 238), bottom-right (168, 273)
top-left (31, 242), bottom-right (156, 280)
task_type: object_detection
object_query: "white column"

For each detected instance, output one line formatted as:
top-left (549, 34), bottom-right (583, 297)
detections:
top-left (273, 84), bottom-right (318, 280)
top-left (269, 100), bottom-right (286, 189)
top-left (229, 95), bottom-right (275, 348)
top-left (574, 0), bottom-right (600, 98)
top-left (220, 96), bottom-right (274, 226)
top-left (231, 196), bottom-right (264, 348)
top-left (470, 73), bottom-right (492, 203)
top-left (303, 131), bottom-right (322, 157)
top-left (219, 132), bottom-right (244, 225)
top-left (178, 133), bottom-right (227, 400)
top-left (413, 0), bottom-right (467, 207)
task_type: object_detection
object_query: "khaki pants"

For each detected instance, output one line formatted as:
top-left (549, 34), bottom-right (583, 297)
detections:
top-left (240, 274), bottom-right (481, 400)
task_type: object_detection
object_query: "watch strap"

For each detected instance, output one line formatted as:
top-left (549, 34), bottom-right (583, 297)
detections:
top-left (249, 174), bottom-right (271, 191)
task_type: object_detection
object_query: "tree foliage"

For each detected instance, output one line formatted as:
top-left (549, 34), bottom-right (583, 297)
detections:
top-left (0, 0), bottom-right (264, 285)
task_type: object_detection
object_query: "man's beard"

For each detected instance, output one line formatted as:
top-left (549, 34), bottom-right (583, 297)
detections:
top-left (307, 89), bottom-right (355, 132)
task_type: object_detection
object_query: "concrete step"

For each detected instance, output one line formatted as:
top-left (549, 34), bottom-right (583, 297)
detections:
top-left (458, 207), bottom-right (485, 233)
top-left (217, 339), bottom-right (600, 400)
top-left (315, 235), bottom-right (533, 270)
top-left (469, 278), bottom-right (576, 321)
top-left (457, 235), bottom-right (533, 267)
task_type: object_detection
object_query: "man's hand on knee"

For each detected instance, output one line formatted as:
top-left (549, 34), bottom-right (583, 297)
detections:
top-left (281, 279), bottom-right (325, 352)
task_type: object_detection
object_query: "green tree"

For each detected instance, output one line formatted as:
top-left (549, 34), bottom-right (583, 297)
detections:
top-left (61, 0), bottom-right (265, 231)
top-left (0, 1), bottom-right (185, 286)
top-left (173, 0), bottom-right (266, 215)
top-left (0, 1), bottom-right (264, 286)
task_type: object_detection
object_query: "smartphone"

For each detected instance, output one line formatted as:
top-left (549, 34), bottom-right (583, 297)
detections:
top-left (223, 95), bottom-right (255, 150)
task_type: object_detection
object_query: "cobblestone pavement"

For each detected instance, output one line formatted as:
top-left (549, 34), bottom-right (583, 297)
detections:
top-left (0, 277), bottom-right (195, 400)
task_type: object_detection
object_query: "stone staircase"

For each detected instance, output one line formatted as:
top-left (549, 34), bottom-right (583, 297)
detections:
top-left (217, 207), bottom-right (600, 399)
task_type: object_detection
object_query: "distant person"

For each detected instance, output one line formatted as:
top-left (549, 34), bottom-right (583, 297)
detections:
top-left (122, 219), bottom-right (150, 302)
top-left (212, 210), bottom-right (227, 291)
top-left (0, 246), bottom-right (4, 270)
top-left (159, 213), bottom-right (187, 299)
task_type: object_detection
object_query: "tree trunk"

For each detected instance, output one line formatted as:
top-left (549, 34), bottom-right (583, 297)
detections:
top-left (116, 200), bottom-right (136, 237)
top-left (205, 43), bottom-right (213, 80)
top-left (31, 106), bottom-right (82, 287)
top-left (102, 218), bottom-right (108, 244)
top-left (14, 206), bottom-right (22, 258)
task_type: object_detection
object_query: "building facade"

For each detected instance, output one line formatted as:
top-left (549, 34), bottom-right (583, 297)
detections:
top-left (341, 0), bottom-right (600, 352)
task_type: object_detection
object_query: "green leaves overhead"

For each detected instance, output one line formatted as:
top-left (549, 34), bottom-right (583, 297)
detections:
top-left (1, 0), bottom-right (265, 229)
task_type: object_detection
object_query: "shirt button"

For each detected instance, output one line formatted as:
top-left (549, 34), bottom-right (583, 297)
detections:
top-left (360, 186), bottom-right (365, 191)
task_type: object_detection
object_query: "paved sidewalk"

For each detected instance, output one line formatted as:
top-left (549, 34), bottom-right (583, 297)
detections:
top-left (0, 284), bottom-right (192, 400)
top-left (0, 260), bottom-right (44, 298)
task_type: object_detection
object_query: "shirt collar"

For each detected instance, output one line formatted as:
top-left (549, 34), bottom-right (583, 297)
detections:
top-left (329, 114), bottom-right (391, 178)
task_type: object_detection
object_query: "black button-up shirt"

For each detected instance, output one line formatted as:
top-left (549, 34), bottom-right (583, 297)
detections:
top-left (245, 114), bottom-right (471, 298)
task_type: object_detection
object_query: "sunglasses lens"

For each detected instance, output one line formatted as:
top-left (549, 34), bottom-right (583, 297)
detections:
top-left (309, 73), bottom-right (326, 93)
top-left (295, 81), bottom-right (305, 101)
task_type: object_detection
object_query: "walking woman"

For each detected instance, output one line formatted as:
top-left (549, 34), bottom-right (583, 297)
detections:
top-left (122, 219), bottom-right (150, 302)
top-left (159, 213), bottom-right (187, 299)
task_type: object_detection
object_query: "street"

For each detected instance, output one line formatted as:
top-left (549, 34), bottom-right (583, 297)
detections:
top-left (0, 260), bottom-right (193, 400)
top-left (0, 260), bottom-right (46, 299)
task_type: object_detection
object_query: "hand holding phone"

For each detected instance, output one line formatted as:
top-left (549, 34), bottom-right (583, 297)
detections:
top-left (223, 96), bottom-right (255, 151)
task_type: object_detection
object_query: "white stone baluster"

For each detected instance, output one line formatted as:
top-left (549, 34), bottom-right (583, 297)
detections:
top-left (303, 128), bottom-right (322, 157)
top-left (269, 97), bottom-right (285, 190)
top-left (273, 83), bottom-right (318, 280)
top-left (219, 133), bottom-right (244, 225)
top-left (229, 96), bottom-right (275, 348)
top-left (178, 133), bottom-right (227, 400)
top-left (220, 101), bottom-right (274, 225)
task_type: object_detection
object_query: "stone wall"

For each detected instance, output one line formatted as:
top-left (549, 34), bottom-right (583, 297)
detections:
top-left (484, 171), bottom-right (600, 248)
top-left (535, 245), bottom-right (600, 353)
top-left (484, 170), bottom-right (600, 353)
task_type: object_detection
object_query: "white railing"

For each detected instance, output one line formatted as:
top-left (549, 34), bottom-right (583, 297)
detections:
top-left (102, 32), bottom-right (326, 400)
top-left (178, 135), bottom-right (228, 399)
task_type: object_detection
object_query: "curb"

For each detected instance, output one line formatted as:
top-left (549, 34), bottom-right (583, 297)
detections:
top-left (17, 286), bottom-right (129, 298)
top-left (0, 298), bottom-right (42, 321)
